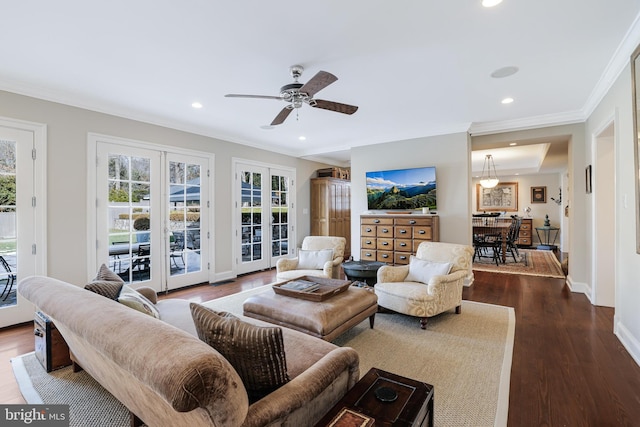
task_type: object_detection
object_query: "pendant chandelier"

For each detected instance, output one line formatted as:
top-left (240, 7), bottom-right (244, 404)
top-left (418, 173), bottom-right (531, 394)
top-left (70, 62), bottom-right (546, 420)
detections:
top-left (479, 154), bottom-right (500, 188)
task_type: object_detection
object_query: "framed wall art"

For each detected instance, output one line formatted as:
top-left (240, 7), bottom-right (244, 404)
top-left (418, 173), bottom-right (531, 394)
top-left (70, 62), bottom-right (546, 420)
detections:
top-left (476, 182), bottom-right (518, 212)
top-left (531, 186), bottom-right (546, 203)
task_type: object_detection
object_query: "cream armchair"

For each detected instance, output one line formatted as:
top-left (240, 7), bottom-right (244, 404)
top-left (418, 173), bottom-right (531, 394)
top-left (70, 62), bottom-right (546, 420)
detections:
top-left (276, 236), bottom-right (346, 280)
top-left (375, 241), bottom-right (473, 329)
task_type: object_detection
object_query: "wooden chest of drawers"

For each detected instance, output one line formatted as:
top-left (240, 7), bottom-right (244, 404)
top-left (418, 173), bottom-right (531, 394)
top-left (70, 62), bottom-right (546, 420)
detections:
top-left (360, 214), bottom-right (440, 265)
top-left (517, 218), bottom-right (533, 247)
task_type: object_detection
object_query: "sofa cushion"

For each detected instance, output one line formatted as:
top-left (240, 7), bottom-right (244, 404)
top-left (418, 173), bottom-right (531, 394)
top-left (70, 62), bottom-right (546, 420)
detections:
top-left (404, 256), bottom-right (452, 284)
top-left (297, 249), bottom-right (333, 269)
top-left (85, 263), bottom-right (124, 300)
top-left (118, 285), bottom-right (160, 318)
top-left (190, 303), bottom-right (290, 402)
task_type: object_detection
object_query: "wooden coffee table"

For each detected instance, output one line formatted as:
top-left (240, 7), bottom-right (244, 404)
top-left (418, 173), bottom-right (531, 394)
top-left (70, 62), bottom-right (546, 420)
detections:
top-left (315, 367), bottom-right (434, 426)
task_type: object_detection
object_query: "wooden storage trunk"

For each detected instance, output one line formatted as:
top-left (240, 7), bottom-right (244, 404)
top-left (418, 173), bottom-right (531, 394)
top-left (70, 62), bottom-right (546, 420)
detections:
top-left (34, 311), bottom-right (72, 372)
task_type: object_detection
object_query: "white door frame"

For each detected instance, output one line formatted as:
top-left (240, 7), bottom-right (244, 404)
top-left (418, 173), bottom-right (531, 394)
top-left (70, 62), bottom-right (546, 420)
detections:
top-left (232, 158), bottom-right (295, 276)
top-left (87, 133), bottom-right (215, 289)
top-left (0, 117), bottom-right (47, 328)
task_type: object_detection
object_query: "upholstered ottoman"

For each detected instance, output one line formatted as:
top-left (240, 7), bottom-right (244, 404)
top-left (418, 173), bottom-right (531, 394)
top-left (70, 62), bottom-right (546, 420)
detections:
top-left (243, 287), bottom-right (378, 342)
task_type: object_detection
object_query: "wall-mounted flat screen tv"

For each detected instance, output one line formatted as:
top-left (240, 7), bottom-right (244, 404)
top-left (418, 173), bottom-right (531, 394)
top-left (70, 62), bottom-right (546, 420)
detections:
top-left (366, 166), bottom-right (437, 210)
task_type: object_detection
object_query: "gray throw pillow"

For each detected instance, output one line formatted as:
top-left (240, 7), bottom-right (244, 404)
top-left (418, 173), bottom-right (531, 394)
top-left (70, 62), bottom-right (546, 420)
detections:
top-left (190, 303), bottom-right (289, 402)
top-left (85, 263), bottom-right (124, 300)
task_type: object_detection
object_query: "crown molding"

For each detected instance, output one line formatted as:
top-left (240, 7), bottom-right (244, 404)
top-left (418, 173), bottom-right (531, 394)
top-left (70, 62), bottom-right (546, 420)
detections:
top-left (468, 110), bottom-right (585, 136)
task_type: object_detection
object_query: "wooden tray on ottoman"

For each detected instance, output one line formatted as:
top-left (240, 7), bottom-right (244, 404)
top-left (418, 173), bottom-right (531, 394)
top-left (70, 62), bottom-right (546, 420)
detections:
top-left (273, 276), bottom-right (351, 302)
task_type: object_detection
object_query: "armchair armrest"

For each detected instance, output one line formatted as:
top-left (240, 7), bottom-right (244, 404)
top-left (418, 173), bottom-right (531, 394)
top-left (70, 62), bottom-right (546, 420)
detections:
top-left (323, 257), bottom-right (344, 278)
top-left (427, 269), bottom-right (468, 294)
top-left (377, 264), bottom-right (410, 283)
top-left (242, 347), bottom-right (359, 427)
top-left (276, 257), bottom-right (299, 273)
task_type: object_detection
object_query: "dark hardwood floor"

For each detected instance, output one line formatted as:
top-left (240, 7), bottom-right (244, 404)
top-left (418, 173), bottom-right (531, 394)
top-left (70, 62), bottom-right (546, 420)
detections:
top-left (2, 268), bottom-right (639, 426)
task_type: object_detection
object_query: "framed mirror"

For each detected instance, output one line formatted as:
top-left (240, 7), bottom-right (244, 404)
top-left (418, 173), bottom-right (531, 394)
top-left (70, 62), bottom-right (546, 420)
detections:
top-left (631, 44), bottom-right (640, 253)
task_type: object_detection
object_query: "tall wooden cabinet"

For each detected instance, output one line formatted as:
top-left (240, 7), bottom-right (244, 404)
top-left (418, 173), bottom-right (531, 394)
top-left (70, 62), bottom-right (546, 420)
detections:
top-left (310, 177), bottom-right (351, 258)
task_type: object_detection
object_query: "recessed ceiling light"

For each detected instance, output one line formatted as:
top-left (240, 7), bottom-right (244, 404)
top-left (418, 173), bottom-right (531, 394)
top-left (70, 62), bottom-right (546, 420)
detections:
top-left (191, 102), bottom-right (203, 109)
top-left (501, 97), bottom-right (514, 104)
top-left (260, 125), bottom-right (275, 130)
top-left (491, 66), bottom-right (519, 78)
top-left (509, 142), bottom-right (517, 146)
top-left (482, 0), bottom-right (503, 7)
top-left (299, 136), bottom-right (306, 141)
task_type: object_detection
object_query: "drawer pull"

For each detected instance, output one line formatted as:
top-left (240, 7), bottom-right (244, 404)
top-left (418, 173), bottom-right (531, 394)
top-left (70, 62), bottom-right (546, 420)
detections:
top-left (381, 228), bottom-right (389, 233)
top-left (419, 230), bottom-right (426, 234)
top-left (374, 219), bottom-right (380, 223)
top-left (400, 229), bottom-right (407, 234)
top-left (399, 256), bottom-right (407, 260)
top-left (365, 252), bottom-right (372, 257)
top-left (400, 242), bottom-right (407, 247)
top-left (366, 228), bottom-right (372, 232)
top-left (382, 241), bottom-right (389, 246)
top-left (382, 254), bottom-right (389, 258)
top-left (366, 240), bottom-right (372, 244)
top-left (410, 220), bottom-right (416, 224)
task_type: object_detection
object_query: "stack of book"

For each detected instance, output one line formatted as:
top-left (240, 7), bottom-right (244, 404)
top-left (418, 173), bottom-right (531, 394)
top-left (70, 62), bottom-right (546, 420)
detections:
top-left (280, 279), bottom-right (320, 293)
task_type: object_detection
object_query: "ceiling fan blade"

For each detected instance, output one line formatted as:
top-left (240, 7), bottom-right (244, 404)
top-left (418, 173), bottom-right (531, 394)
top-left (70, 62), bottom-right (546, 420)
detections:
top-left (225, 94), bottom-right (282, 100)
top-left (312, 99), bottom-right (358, 115)
top-left (299, 71), bottom-right (338, 97)
top-left (271, 107), bottom-right (293, 126)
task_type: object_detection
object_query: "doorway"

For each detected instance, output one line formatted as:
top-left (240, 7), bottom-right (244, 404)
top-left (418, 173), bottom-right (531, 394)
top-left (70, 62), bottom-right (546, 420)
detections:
top-left (0, 118), bottom-right (46, 328)
top-left (233, 160), bottom-right (295, 275)
top-left (592, 122), bottom-right (616, 307)
top-left (91, 134), bottom-right (213, 292)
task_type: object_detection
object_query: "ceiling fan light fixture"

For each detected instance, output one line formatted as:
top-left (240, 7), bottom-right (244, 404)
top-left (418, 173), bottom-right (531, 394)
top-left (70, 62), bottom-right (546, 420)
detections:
top-left (479, 154), bottom-right (500, 188)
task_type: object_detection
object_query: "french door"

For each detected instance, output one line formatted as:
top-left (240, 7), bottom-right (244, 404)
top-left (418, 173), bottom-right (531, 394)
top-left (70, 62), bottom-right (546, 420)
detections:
top-left (0, 119), bottom-right (46, 328)
top-left (234, 161), bottom-right (294, 275)
top-left (93, 136), bottom-right (212, 292)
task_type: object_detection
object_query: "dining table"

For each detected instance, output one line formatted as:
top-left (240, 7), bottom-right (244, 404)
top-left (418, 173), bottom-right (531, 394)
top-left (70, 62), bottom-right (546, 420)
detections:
top-left (472, 220), bottom-right (512, 263)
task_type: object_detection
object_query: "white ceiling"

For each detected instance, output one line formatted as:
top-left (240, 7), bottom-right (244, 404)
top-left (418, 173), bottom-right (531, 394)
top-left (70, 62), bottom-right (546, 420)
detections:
top-left (2, 1), bottom-right (640, 168)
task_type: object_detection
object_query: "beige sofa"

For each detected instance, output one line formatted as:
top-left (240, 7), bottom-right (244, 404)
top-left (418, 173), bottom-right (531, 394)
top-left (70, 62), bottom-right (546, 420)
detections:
top-left (18, 276), bottom-right (360, 427)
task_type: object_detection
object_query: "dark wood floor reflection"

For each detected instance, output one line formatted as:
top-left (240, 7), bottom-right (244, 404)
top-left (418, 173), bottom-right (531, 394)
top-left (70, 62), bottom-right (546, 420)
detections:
top-left (1, 268), bottom-right (639, 426)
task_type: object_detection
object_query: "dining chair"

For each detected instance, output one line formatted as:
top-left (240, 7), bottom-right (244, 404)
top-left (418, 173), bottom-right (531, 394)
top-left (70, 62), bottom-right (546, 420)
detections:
top-left (0, 256), bottom-right (17, 301)
top-left (500, 215), bottom-right (523, 263)
top-left (472, 217), bottom-right (502, 266)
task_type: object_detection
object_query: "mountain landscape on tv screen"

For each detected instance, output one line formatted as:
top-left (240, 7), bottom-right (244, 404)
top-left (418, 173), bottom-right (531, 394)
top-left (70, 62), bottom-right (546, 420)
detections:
top-left (366, 167), bottom-right (437, 210)
top-left (367, 181), bottom-right (437, 210)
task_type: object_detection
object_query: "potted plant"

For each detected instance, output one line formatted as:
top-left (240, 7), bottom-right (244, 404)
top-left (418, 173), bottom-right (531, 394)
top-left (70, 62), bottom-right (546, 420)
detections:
top-left (133, 216), bottom-right (150, 243)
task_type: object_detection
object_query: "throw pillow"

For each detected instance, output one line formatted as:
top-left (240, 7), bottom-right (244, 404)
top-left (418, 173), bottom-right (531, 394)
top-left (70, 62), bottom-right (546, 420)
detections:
top-left (297, 249), bottom-right (333, 270)
top-left (117, 285), bottom-right (160, 318)
top-left (190, 303), bottom-right (289, 402)
top-left (85, 263), bottom-right (125, 300)
top-left (404, 256), bottom-right (453, 284)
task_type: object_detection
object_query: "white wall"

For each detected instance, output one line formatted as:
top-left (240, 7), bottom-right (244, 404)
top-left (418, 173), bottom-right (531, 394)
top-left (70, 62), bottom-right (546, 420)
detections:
top-left (585, 62), bottom-right (640, 365)
top-left (0, 90), bottom-right (330, 285)
top-left (471, 173), bottom-right (564, 248)
top-left (350, 132), bottom-right (472, 259)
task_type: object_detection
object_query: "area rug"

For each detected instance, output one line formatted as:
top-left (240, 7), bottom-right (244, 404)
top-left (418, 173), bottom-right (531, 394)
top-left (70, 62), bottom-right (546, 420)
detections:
top-left (472, 248), bottom-right (565, 278)
top-left (12, 286), bottom-right (514, 427)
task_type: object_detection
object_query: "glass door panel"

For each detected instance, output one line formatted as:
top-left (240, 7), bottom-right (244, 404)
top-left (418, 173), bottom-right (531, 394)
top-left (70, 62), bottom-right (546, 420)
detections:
top-left (166, 154), bottom-right (209, 290)
top-left (270, 172), bottom-right (292, 261)
top-left (0, 139), bottom-right (17, 308)
top-left (107, 154), bottom-right (153, 284)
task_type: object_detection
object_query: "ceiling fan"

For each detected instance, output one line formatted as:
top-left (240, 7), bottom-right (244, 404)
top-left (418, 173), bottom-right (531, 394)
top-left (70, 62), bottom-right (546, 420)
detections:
top-left (225, 65), bottom-right (358, 126)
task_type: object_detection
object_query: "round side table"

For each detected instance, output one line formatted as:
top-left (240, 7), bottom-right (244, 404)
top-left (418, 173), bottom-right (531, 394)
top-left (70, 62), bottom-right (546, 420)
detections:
top-left (342, 260), bottom-right (387, 287)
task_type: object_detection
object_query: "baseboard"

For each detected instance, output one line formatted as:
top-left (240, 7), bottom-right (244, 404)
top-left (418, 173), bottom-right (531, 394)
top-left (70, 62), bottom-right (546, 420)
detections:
top-left (213, 270), bottom-right (236, 283)
top-left (565, 274), bottom-right (592, 301)
top-left (615, 318), bottom-right (640, 368)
